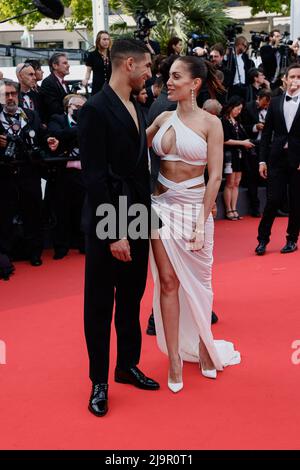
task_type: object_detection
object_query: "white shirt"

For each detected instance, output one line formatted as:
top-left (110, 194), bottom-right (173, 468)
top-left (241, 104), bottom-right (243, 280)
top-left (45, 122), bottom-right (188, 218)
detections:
top-left (233, 54), bottom-right (245, 86)
top-left (283, 92), bottom-right (300, 133)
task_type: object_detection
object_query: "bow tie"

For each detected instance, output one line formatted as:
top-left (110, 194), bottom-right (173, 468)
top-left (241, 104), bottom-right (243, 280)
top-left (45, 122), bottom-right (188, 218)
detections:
top-left (286, 95), bottom-right (299, 102)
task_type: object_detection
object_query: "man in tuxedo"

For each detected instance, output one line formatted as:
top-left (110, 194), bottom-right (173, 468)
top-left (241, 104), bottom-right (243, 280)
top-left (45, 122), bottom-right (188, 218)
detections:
top-left (79, 39), bottom-right (160, 418)
top-left (255, 64), bottom-right (300, 255)
top-left (40, 53), bottom-right (70, 122)
top-left (243, 89), bottom-right (271, 216)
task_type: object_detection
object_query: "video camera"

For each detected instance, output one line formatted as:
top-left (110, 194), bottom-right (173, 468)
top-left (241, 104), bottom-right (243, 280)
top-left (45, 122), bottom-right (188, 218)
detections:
top-left (224, 22), bottom-right (244, 44)
top-left (278, 31), bottom-right (293, 53)
top-left (250, 31), bottom-right (269, 51)
top-left (187, 33), bottom-right (210, 56)
top-left (134, 10), bottom-right (157, 41)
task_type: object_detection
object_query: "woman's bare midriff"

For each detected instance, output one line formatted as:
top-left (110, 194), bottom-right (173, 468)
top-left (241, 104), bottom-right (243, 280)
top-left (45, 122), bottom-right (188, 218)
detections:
top-left (153, 160), bottom-right (206, 196)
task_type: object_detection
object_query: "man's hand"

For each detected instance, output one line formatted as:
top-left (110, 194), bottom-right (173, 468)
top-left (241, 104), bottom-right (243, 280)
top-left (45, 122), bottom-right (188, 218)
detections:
top-left (297, 164), bottom-right (300, 171)
top-left (256, 123), bottom-right (264, 131)
top-left (109, 239), bottom-right (132, 262)
top-left (259, 162), bottom-right (268, 179)
top-left (47, 137), bottom-right (59, 152)
top-left (0, 135), bottom-right (7, 149)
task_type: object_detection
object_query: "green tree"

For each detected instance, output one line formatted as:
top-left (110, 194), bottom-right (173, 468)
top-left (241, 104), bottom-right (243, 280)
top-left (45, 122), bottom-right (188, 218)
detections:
top-left (244, 1), bottom-right (290, 15)
top-left (0, 0), bottom-right (232, 48)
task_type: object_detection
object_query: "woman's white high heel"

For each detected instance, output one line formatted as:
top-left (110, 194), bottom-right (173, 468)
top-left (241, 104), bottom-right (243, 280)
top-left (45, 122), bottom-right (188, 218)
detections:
top-left (168, 356), bottom-right (183, 393)
top-left (200, 366), bottom-right (217, 379)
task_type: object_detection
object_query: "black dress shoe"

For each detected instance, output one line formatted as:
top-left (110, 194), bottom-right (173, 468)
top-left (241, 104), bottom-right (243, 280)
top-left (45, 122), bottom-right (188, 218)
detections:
top-left (88, 383), bottom-right (108, 417)
top-left (211, 311), bottom-right (219, 324)
top-left (30, 256), bottom-right (42, 266)
top-left (255, 242), bottom-right (267, 256)
top-left (146, 311), bottom-right (156, 336)
top-left (53, 248), bottom-right (69, 260)
top-left (280, 241), bottom-right (298, 254)
top-left (115, 366), bottom-right (160, 390)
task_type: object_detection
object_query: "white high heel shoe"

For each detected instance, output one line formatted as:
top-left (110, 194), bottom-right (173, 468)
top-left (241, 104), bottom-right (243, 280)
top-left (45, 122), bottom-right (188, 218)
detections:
top-left (200, 366), bottom-right (217, 379)
top-left (168, 356), bottom-right (183, 393)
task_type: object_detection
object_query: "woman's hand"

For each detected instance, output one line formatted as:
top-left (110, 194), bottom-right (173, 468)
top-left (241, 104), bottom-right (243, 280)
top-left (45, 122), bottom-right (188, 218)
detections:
top-left (186, 230), bottom-right (204, 251)
top-left (242, 139), bottom-right (255, 149)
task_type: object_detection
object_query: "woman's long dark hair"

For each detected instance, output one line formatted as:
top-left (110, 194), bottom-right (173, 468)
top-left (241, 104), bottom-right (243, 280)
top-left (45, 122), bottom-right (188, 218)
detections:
top-left (176, 56), bottom-right (226, 98)
top-left (167, 37), bottom-right (182, 56)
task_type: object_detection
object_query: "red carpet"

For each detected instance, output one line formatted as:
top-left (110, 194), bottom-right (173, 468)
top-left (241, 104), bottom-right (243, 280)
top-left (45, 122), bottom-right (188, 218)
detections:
top-left (1, 217), bottom-right (300, 450)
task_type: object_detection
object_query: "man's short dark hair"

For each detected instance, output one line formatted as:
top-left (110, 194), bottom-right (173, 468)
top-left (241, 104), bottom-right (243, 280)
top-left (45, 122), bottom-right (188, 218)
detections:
top-left (0, 79), bottom-right (19, 92)
top-left (270, 29), bottom-right (281, 38)
top-left (285, 63), bottom-right (300, 77)
top-left (49, 53), bottom-right (68, 72)
top-left (210, 43), bottom-right (225, 57)
top-left (110, 38), bottom-right (150, 66)
top-left (257, 89), bottom-right (272, 100)
top-left (24, 59), bottom-right (42, 71)
top-left (248, 68), bottom-right (261, 84)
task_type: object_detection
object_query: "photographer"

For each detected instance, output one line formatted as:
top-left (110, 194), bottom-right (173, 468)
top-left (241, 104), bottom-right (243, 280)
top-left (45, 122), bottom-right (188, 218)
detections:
top-left (0, 79), bottom-right (58, 266)
top-left (47, 94), bottom-right (87, 259)
top-left (260, 30), bottom-right (292, 86)
top-left (225, 36), bottom-right (255, 99)
top-left (209, 43), bottom-right (231, 90)
top-left (245, 67), bottom-right (270, 103)
top-left (134, 12), bottom-right (160, 55)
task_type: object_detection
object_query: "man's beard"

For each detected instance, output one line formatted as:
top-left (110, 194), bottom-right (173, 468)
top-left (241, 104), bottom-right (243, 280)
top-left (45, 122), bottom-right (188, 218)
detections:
top-left (132, 82), bottom-right (145, 96)
top-left (5, 103), bottom-right (18, 114)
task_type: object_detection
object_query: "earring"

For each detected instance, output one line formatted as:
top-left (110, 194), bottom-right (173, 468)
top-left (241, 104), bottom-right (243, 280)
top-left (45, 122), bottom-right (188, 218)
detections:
top-left (191, 89), bottom-right (196, 111)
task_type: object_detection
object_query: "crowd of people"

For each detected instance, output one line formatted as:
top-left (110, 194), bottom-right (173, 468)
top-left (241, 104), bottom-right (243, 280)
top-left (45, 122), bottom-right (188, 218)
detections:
top-left (1, 29), bottom-right (300, 416)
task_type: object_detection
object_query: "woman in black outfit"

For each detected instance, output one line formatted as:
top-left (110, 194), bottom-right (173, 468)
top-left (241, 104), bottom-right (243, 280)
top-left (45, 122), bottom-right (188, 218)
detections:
top-left (82, 31), bottom-right (112, 95)
top-left (222, 96), bottom-right (255, 220)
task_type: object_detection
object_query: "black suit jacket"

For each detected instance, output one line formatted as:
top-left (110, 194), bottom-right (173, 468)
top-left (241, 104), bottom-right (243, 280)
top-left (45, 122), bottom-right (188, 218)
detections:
top-left (260, 94), bottom-right (300, 168)
top-left (40, 73), bottom-right (70, 122)
top-left (78, 83), bottom-right (151, 239)
top-left (243, 101), bottom-right (261, 138)
top-left (48, 113), bottom-right (78, 156)
top-left (224, 52), bottom-right (255, 88)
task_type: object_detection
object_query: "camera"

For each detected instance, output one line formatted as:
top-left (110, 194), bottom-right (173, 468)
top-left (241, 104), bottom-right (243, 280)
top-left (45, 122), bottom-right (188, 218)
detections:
top-left (4, 134), bottom-right (23, 161)
top-left (250, 31), bottom-right (269, 51)
top-left (224, 22), bottom-right (244, 43)
top-left (187, 33), bottom-right (209, 56)
top-left (134, 10), bottom-right (157, 41)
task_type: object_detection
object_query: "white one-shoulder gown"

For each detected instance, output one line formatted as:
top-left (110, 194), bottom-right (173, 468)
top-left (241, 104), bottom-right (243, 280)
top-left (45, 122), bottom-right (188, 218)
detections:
top-left (150, 112), bottom-right (241, 370)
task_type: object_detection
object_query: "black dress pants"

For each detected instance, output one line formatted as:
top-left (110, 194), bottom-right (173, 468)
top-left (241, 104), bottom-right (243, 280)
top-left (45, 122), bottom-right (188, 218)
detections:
top-left (84, 233), bottom-right (149, 383)
top-left (0, 165), bottom-right (43, 258)
top-left (258, 163), bottom-right (300, 244)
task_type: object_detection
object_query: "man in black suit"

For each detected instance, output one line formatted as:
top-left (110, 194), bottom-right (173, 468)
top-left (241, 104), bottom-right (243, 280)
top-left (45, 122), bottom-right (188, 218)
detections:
top-left (260, 30), bottom-right (292, 87)
top-left (255, 64), bottom-right (300, 255)
top-left (0, 79), bottom-right (57, 266)
top-left (243, 89), bottom-right (271, 216)
top-left (48, 94), bottom-right (87, 259)
top-left (40, 53), bottom-right (70, 122)
top-left (224, 36), bottom-right (255, 99)
top-left (79, 39), bottom-right (160, 418)
top-left (16, 63), bottom-right (41, 115)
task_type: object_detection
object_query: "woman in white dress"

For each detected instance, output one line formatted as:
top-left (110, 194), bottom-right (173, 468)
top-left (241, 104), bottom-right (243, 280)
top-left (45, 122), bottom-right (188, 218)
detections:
top-left (147, 56), bottom-right (240, 393)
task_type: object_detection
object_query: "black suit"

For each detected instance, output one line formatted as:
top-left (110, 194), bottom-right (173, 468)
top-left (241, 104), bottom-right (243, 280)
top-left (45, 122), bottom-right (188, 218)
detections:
top-left (0, 108), bottom-right (44, 258)
top-left (258, 94), bottom-right (300, 243)
top-left (47, 113), bottom-right (85, 253)
top-left (242, 101), bottom-right (266, 212)
top-left (260, 45), bottom-right (291, 84)
top-left (224, 52), bottom-right (255, 98)
top-left (40, 73), bottom-right (70, 122)
top-left (79, 84), bottom-right (151, 383)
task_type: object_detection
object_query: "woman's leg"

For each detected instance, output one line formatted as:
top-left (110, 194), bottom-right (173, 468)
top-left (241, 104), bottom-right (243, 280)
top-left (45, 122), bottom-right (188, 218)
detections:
top-left (151, 237), bottom-right (181, 383)
top-left (232, 172), bottom-right (242, 218)
top-left (223, 174), bottom-right (236, 219)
